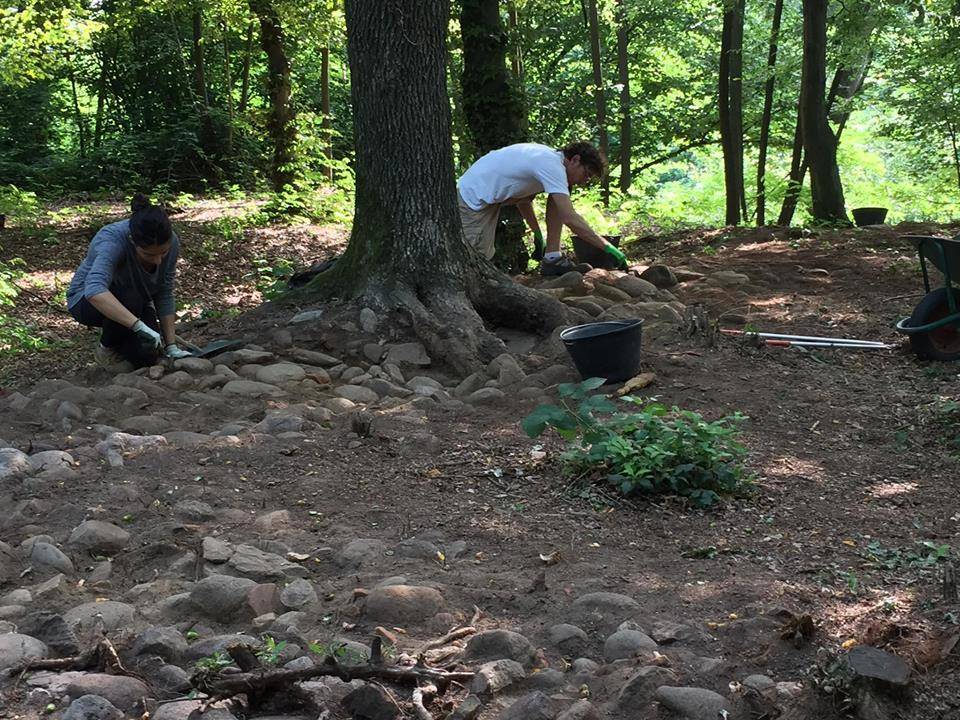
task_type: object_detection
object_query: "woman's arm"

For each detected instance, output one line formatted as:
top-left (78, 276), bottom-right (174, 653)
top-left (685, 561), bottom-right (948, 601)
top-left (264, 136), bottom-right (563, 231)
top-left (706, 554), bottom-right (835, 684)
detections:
top-left (88, 291), bottom-right (139, 329)
top-left (159, 314), bottom-right (176, 346)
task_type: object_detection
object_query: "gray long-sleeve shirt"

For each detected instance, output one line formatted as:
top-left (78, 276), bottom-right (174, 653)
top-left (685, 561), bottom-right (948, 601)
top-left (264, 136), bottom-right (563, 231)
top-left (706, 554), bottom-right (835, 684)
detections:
top-left (67, 220), bottom-right (179, 317)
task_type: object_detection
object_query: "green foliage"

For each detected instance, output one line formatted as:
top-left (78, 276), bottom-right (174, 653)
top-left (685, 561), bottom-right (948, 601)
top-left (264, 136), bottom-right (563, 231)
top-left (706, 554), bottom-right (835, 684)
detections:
top-left (861, 539), bottom-right (954, 571)
top-left (246, 256), bottom-right (297, 299)
top-left (522, 379), bottom-right (751, 507)
top-left (193, 650), bottom-right (233, 672)
top-left (307, 641), bottom-right (367, 665)
top-left (257, 635), bottom-right (287, 666)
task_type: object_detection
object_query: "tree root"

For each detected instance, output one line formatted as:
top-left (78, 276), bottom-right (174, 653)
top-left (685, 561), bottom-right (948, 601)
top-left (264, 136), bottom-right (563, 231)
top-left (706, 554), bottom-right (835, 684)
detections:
top-left (11, 636), bottom-right (137, 691)
top-left (470, 270), bottom-right (589, 334)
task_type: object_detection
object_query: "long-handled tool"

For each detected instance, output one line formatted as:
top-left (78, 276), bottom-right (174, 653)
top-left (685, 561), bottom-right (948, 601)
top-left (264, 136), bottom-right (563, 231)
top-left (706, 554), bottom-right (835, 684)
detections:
top-left (721, 329), bottom-right (893, 350)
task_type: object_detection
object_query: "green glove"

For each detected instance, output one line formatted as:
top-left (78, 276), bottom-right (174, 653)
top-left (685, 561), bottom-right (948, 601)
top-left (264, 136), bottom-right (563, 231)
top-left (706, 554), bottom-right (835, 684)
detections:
top-left (604, 244), bottom-right (628, 270)
top-left (532, 229), bottom-right (545, 261)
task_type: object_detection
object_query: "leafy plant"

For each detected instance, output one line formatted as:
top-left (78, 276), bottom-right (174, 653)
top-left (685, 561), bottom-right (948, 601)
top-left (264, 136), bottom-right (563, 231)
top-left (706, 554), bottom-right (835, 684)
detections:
top-left (193, 650), bottom-right (233, 672)
top-left (257, 635), bottom-right (287, 666)
top-left (246, 256), bottom-right (297, 299)
top-left (522, 378), bottom-right (751, 507)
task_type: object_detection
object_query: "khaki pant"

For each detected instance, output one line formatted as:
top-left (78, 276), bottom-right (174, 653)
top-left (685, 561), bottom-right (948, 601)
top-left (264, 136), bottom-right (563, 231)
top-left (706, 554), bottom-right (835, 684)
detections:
top-left (458, 192), bottom-right (500, 260)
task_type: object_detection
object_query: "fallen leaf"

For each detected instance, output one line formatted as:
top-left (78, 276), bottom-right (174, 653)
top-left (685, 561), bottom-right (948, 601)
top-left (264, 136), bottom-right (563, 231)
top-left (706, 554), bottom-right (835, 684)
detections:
top-left (424, 468), bottom-right (442, 479)
top-left (842, 539), bottom-right (857, 547)
top-left (841, 638), bottom-right (857, 650)
top-left (287, 551), bottom-right (310, 562)
top-left (539, 551), bottom-right (561, 566)
top-left (617, 372), bottom-right (657, 396)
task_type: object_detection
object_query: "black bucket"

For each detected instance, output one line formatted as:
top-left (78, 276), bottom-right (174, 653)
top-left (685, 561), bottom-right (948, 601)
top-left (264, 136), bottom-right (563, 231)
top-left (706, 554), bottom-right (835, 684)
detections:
top-left (852, 207), bottom-right (888, 226)
top-left (572, 234), bottom-right (621, 269)
top-left (560, 319), bottom-right (644, 383)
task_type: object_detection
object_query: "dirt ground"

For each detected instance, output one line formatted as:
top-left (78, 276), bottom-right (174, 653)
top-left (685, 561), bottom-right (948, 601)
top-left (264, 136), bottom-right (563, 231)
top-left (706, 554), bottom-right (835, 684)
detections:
top-left (0, 202), bottom-right (959, 718)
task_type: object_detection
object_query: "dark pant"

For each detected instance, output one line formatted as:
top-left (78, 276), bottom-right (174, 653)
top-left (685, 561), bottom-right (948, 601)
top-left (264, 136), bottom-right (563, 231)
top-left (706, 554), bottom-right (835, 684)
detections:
top-left (70, 284), bottom-right (160, 368)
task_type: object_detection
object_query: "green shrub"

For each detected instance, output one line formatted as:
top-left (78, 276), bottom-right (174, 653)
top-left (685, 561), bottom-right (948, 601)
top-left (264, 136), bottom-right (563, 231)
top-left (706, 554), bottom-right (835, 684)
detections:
top-left (522, 378), bottom-right (751, 507)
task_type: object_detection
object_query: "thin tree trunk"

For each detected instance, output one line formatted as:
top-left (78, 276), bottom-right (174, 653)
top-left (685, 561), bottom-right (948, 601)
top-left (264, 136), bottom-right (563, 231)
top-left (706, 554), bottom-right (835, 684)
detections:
top-left (730, 0), bottom-right (746, 220)
top-left (93, 47), bottom-right (110, 150)
top-left (69, 68), bottom-right (87, 158)
top-left (238, 22), bottom-right (255, 113)
top-left (801, 0), bottom-right (848, 224)
top-left (587, 0), bottom-right (609, 205)
top-left (756, 0), bottom-right (784, 226)
top-left (950, 122), bottom-right (960, 190)
top-left (718, 0), bottom-right (744, 225)
top-left (616, 0), bottom-right (631, 193)
top-left (447, 36), bottom-right (474, 173)
top-left (321, 46), bottom-right (332, 181)
top-left (191, 6), bottom-right (209, 108)
top-left (507, 0), bottom-right (523, 82)
top-left (222, 20), bottom-right (235, 155)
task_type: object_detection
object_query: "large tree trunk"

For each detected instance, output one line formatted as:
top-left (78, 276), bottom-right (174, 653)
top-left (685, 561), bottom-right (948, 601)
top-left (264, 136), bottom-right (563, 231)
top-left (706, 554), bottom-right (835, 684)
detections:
top-left (460, 0), bottom-right (529, 274)
top-left (250, 0), bottom-right (296, 191)
top-left (756, 0), bottom-right (783, 226)
top-left (616, 0), bottom-right (631, 193)
top-left (800, 0), bottom-right (849, 224)
top-left (307, 0), bottom-right (580, 376)
top-left (718, 0), bottom-right (745, 225)
top-left (587, 0), bottom-right (610, 205)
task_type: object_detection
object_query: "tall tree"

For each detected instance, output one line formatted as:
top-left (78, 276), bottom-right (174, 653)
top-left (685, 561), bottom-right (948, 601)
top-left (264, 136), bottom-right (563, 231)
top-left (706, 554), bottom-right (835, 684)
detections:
top-left (800, 0), bottom-right (849, 223)
top-left (616, 0), bottom-right (632, 193)
top-left (586, 0), bottom-right (610, 205)
top-left (311, 0), bottom-right (576, 374)
top-left (250, 0), bottom-right (296, 190)
top-left (756, 0), bottom-right (784, 225)
top-left (718, 0), bottom-right (746, 225)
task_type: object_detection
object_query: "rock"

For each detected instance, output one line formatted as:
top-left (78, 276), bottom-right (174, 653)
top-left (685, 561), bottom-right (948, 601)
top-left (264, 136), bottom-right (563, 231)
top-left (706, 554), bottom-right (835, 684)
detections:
top-left (173, 357), bottom-right (214, 373)
top-left (190, 574), bottom-right (257, 619)
top-left (449, 694), bottom-right (482, 720)
top-left (28, 450), bottom-right (74, 474)
top-left (247, 583), bottom-right (283, 616)
top-left (254, 510), bottom-right (292, 532)
top-left (654, 686), bottom-right (729, 720)
top-left (30, 542), bottom-right (74, 575)
top-left (363, 378), bottom-right (411, 399)
top-left (182, 634), bottom-right (259, 662)
top-left (0, 633), bottom-right (47, 670)
top-left (228, 544), bottom-right (308, 582)
top-left (616, 666), bottom-right (679, 710)
top-left (571, 657), bottom-right (599, 674)
top-left (19, 612), bottom-right (79, 655)
top-left (454, 372), bottom-right (487, 398)
top-left (68, 521), bottom-right (130, 553)
top-left (0, 448), bottom-right (31, 480)
top-left (163, 431), bottom-right (213, 448)
top-left (464, 630), bottom-right (536, 668)
top-left (359, 307), bottom-right (378, 333)
top-left (57, 400), bottom-right (84, 422)
top-left (548, 624), bottom-right (589, 656)
top-left (290, 309), bottom-right (324, 324)
top-left (131, 626), bottom-right (188, 663)
top-left (385, 342), bottom-right (431, 367)
top-left (541, 271), bottom-right (589, 294)
top-left (556, 699), bottom-right (600, 720)
top-left (526, 668), bottom-right (565, 689)
top-left (157, 370), bottom-right (193, 390)
top-left (707, 270), bottom-right (750, 286)
top-left (334, 385), bottom-right (380, 404)
top-left (846, 645), bottom-right (911, 688)
top-left (603, 629), bottom-right (657, 662)
top-left (363, 343), bottom-right (385, 363)
top-left (280, 579), bottom-right (317, 609)
top-left (470, 659), bottom-right (526, 695)
top-left (342, 683), bottom-right (400, 719)
top-left (336, 539), bottom-right (385, 568)
top-left (592, 283), bottom-right (633, 303)
top-left (630, 301), bottom-right (684, 325)
top-left (256, 363), bottom-right (306, 384)
top-left (66, 674), bottom-right (150, 712)
top-left (365, 585), bottom-right (444, 624)
top-left (63, 694), bottom-right (124, 720)
top-left (571, 592), bottom-right (642, 632)
top-left (466, 388), bottom-right (505, 405)
top-left (613, 275), bottom-right (658, 298)
top-left (640, 265), bottom-right (678, 288)
top-left (221, 379), bottom-right (286, 398)
top-left (173, 499), bottom-right (216, 521)
top-left (63, 601), bottom-right (136, 633)
top-left (154, 663), bottom-right (192, 694)
top-left (2, 588), bottom-right (31, 605)
top-left (673, 268), bottom-right (705, 282)
top-left (321, 397), bottom-right (356, 414)
top-left (119, 414), bottom-right (172, 435)
top-left (563, 297), bottom-right (604, 316)
top-left (152, 701), bottom-right (237, 720)
top-left (651, 620), bottom-right (699, 644)
top-left (500, 691), bottom-right (555, 720)
top-left (202, 537), bottom-right (233, 563)
top-left (51, 385), bottom-right (95, 405)
top-left (287, 348), bottom-right (342, 367)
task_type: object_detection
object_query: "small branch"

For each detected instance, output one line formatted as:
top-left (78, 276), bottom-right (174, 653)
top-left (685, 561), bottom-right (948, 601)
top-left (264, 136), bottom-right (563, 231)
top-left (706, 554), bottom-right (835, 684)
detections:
top-left (411, 683), bottom-right (437, 720)
top-left (414, 626), bottom-right (477, 657)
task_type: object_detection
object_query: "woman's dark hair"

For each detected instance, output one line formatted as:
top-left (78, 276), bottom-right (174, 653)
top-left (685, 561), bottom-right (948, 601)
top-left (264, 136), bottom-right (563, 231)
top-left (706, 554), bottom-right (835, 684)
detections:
top-left (129, 193), bottom-right (172, 247)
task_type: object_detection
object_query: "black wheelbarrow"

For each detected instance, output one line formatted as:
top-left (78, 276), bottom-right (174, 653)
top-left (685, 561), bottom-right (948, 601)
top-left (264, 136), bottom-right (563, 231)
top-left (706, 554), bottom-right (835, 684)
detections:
top-left (895, 235), bottom-right (960, 360)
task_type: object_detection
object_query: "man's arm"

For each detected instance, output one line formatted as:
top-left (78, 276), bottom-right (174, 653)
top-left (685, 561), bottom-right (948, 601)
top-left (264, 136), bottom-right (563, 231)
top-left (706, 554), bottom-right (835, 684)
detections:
top-left (515, 200), bottom-right (541, 235)
top-left (547, 193), bottom-right (608, 250)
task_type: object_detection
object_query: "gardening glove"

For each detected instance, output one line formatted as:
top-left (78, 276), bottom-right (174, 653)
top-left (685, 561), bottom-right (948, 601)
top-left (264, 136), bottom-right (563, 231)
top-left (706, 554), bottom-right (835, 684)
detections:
top-left (131, 319), bottom-right (163, 351)
top-left (531, 229), bottom-right (545, 261)
top-left (164, 344), bottom-right (192, 360)
top-left (604, 243), bottom-right (629, 270)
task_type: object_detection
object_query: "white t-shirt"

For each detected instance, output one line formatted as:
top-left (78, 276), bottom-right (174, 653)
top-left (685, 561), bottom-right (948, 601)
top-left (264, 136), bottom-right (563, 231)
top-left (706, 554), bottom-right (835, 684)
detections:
top-left (457, 143), bottom-right (570, 211)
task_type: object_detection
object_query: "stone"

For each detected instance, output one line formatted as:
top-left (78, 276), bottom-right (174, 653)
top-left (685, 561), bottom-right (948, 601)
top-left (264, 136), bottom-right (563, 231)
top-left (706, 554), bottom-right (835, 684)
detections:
top-left (846, 645), bottom-right (911, 688)
top-left (470, 659), bottom-right (526, 695)
top-left (6, 392), bottom-right (32, 411)
top-left (280, 579), bottom-right (317, 609)
top-left (152, 701), bottom-right (237, 720)
top-left (674, 268), bottom-right (705, 282)
top-left (173, 357), bottom-right (214, 373)
top-left (603, 629), bottom-right (657, 662)
top-left (221, 379), bottom-right (286, 398)
top-left (28, 450), bottom-right (74, 474)
top-left (563, 297), bottom-right (604, 316)
top-left (131, 626), bottom-right (187, 663)
top-left (202, 537), bottom-right (233, 563)
top-left (449, 695), bottom-right (482, 720)
top-left (247, 583), bottom-right (283, 616)
top-left (651, 620), bottom-right (699, 644)
top-left (190, 574), bottom-right (257, 619)
top-left (68, 521), bottom-right (130, 553)
top-left (364, 585), bottom-right (444, 624)
top-left (154, 663), bottom-right (192, 694)
top-left (0, 448), bottom-right (31, 479)
top-left (616, 666), bottom-right (679, 710)
top-left (51, 385), bottom-right (95, 404)
top-left (290, 309), bottom-right (324, 324)
top-left (173, 499), bottom-right (216, 521)
top-left (363, 378), bottom-right (411, 398)
top-left (63, 695), bottom-right (124, 720)
top-left (182, 634), bottom-right (259, 662)
top-left (57, 400), bottom-right (84, 422)
top-left (592, 283), bottom-right (633, 303)
top-left (19, 612), bottom-right (79, 655)
top-left (336, 539), bottom-right (385, 569)
top-left (256, 363), bottom-right (306, 384)
top-left (385, 342), bottom-right (431, 367)
top-left (557, 699), bottom-right (601, 720)
top-left (30, 542), bottom-right (74, 575)
top-left (288, 348), bottom-right (342, 367)
top-left (198, 375), bottom-right (229, 390)
top-left (228, 544), bottom-right (308, 582)
top-left (465, 388), bottom-right (505, 405)
top-left (571, 592), bottom-right (642, 632)
top-left (548, 623), bottom-right (589, 656)
top-left (342, 683), bottom-right (399, 720)
top-left (360, 307), bottom-right (378, 333)
top-left (630, 301), bottom-right (684, 325)
top-left (526, 668), bottom-right (565, 689)
top-left (654, 686), bottom-right (729, 720)
top-left (707, 270), bottom-right (750, 286)
top-left (2, 588), bottom-right (32, 605)
top-left (454, 372), bottom-right (487, 398)
top-left (571, 657), bottom-right (599, 674)
top-left (119, 415), bottom-right (172, 435)
top-left (321, 397), bottom-right (356, 413)
top-left (640, 264), bottom-right (678, 288)
top-left (163, 431), bottom-right (213, 448)
top-left (334, 385), bottom-right (380, 404)
top-left (88, 561), bottom-right (112, 583)
top-left (363, 343), bottom-right (385, 363)
top-left (0, 633), bottom-right (47, 670)
top-left (254, 510), bottom-right (292, 532)
top-left (63, 601), bottom-right (136, 633)
top-left (612, 275), bottom-right (658, 298)
top-left (464, 630), bottom-right (536, 668)
top-left (500, 691), bottom-right (554, 720)
top-left (66, 675), bottom-right (151, 712)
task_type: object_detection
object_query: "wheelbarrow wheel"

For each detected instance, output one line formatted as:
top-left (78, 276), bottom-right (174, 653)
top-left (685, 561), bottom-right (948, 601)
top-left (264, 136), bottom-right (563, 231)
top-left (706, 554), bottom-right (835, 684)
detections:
top-left (909, 287), bottom-right (960, 361)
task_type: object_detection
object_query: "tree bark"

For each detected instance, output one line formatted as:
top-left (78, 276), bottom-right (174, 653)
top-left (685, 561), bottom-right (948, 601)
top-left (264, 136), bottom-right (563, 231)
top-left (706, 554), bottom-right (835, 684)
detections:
top-left (460, 0), bottom-right (529, 273)
top-left (507, 0), bottom-right (523, 83)
top-left (93, 45), bottom-right (111, 150)
top-left (320, 46), bottom-right (333, 181)
top-left (718, 0), bottom-right (745, 225)
top-left (800, 0), bottom-right (849, 224)
top-left (586, 0), bottom-right (609, 205)
top-left (222, 20), bottom-right (235, 155)
top-left (949, 122), bottom-right (960, 191)
top-left (238, 21), bottom-right (255, 113)
top-left (250, 0), bottom-right (296, 191)
top-left (616, 0), bottom-right (631, 193)
top-left (306, 0), bottom-right (582, 376)
top-left (756, 0), bottom-right (783, 226)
